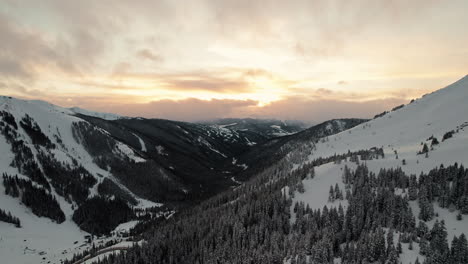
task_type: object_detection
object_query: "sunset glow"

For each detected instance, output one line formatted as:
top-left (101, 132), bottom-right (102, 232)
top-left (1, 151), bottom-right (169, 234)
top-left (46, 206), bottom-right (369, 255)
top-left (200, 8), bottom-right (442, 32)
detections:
top-left (1, 0), bottom-right (467, 122)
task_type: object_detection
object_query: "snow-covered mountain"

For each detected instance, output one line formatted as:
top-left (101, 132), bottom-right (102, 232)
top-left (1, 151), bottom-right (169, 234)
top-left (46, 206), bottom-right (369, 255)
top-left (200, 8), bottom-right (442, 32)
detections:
top-left (2, 75), bottom-right (468, 264)
top-left (2, 93), bottom-right (354, 264)
top-left (200, 118), bottom-right (307, 138)
top-left (0, 96), bottom-right (303, 263)
top-left (68, 106), bottom-right (124, 120)
top-left (88, 75), bottom-right (468, 264)
top-left (233, 118), bottom-right (368, 181)
top-left (0, 96), bottom-right (166, 263)
top-left (280, 75), bottom-right (468, 264)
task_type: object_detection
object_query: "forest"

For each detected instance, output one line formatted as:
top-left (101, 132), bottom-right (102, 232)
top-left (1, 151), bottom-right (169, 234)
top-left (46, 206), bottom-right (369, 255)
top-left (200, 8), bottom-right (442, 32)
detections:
top-left (2, 173), bottom-right (65, 223)
top-left (90, 148), bottom-right (468, 264)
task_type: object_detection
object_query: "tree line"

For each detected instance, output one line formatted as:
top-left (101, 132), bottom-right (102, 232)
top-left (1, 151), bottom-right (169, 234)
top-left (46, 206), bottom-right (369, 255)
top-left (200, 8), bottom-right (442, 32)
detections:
top-left (2, 173), bottom-right (65, 223)
top-left (0, 208), bottom-right (21, 227)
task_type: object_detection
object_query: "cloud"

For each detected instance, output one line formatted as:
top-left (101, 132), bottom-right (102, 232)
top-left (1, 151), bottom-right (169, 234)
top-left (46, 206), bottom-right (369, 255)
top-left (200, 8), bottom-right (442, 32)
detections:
top-left (0, 13), bottom-right (77, 81)
top-left (0, 0), bottom-right (465, 124)
top-left (166, 78), bottom-right (249, 93)
top-left (129, 98), bottom-right (258, 121)
top-left (136, 49), bottom-right (163, 62)
top-left (108, 68), bottom-right (263, 93)
top-left (34, 93), bottom-right (408, 123)
top-left (251, 96), bottom-right (408, 122)
top-left (46, 96), bottom-right (258, 122)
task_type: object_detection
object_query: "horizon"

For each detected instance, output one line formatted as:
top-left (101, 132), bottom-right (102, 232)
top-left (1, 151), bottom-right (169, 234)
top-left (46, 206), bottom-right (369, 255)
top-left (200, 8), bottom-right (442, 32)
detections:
top-left (2, 75), bottom-right (464, 124)
top-left (1, 1), bottom-right (468, 122)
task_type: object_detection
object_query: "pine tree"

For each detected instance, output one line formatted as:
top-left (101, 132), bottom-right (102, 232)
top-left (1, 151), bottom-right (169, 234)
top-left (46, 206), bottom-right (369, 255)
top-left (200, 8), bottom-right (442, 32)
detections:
top-left (427, 220), bottom-right (449, 264)
top-left (297, 181), bottom-right (305, 193)
top-left (422, 143), bottom-right (429, 154)
top-left (408, 175), bottom-right (418, 200)
top-left (451, 234), bottom-right (468, 264)
top-left (385, 247), bottom-right (399, 264)
top-left (328, 185), bottom-right (335, 202)
top-left (0, 208), bottom-right (21, 227)
top-left (418, 198), bottom-right (434, 221)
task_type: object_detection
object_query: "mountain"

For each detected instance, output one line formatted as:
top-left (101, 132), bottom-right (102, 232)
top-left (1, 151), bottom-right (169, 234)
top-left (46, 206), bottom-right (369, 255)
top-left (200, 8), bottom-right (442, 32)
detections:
top-left (90, 76), bottom-right (468, 264)
top-left (0, 95), bottom-right (358, 264)
top-left (68, 106), bottom-right (123, 120)
top-left (2, 75), bottom-right (468, 264)
top-left (232, 118), bottom-right (368, 180)
top-left (200, 118), bottom-right (307, 139)
top-left (0, 97), bottom-right (270, 263)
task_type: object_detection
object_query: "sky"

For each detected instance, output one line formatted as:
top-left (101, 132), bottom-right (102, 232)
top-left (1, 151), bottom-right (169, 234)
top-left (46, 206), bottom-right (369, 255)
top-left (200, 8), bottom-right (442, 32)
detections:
top-left (0, 0), bottom-right (467, 123)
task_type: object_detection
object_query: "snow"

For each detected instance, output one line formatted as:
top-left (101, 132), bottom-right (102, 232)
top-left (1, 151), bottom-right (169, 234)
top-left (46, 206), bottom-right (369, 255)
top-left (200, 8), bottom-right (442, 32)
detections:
top-left (0, 98), bottom-right (95, 263)
top-left (0, 96), bottom-right (159, 263)
top-left (237, 163), bottom-right (248, 170)
top-left (82, 250), bottom-right (122, 264)
top-left (115, 142), bottom-right (146, 163)
top-left (133, 133), bottom-right (147, 152)
top-left (218, 123), bottom-right (237, 128)
top-left (400, 241), bottom-right (424, 264)
top-left (409, 201), bottom-right (468, 242)
top-left (207, 125), bottom-right (241, 143)
top-left (80, 240), bottom-right (144, 264)
top-left (286, 76), bottom-right (468, 263)
top-left (113, 220), bottom-right (139, 234)
top-left (245, 137), bottom-right (257, 146)
top-left (0, 180), bottom-right (89, 264)
top-left (290, 161), bottom-right (351, 223)
top-left (155, 145), bottom-right (168, 156)
top-left (133, 197), bottom-right (163, 209)
top-left (270, 124), bottom-right (296, 136)
top-left (303, 76), bottom-right (468, 170)
top-left (231, 177), bottom-right (242, 185)
top-left (196, 136), bottom-right (227, 158)
top-left (68, 106), bottom-right (123, 120)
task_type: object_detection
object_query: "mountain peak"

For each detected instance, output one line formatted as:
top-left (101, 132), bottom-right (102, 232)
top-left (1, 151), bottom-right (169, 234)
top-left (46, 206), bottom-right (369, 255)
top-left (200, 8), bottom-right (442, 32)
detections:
top-left (68, 106), bottom-right (123, 120)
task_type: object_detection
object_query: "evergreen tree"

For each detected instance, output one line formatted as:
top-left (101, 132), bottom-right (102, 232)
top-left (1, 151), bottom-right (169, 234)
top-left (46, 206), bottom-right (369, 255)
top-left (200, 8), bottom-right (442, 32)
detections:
top-left (0, 208), bottom-right (21, 227)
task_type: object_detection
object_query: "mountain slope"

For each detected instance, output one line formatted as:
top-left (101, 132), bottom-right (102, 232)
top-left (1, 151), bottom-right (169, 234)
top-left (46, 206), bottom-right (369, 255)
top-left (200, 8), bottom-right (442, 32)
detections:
top-left (90, 75), bottom-right (468, 264)
top-left (233, 118), bottom-right (368, 181)
top-left (284, 75), bottom-right (468, 263)
top-left (1, 95), bottom-right (340, 264)
top-left (0, 96), bottom-right (264, 263)
top-left (75, 114), bottom-right (267, 200)
top-left (305, 75), bottom-right (468, 170)
top-left (68, 106), bottom-right (123, 120)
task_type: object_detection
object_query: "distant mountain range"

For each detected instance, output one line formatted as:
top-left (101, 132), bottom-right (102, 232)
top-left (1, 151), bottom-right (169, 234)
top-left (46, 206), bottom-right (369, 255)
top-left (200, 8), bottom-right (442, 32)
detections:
top-left (200, 118), bottom-right (308, 138)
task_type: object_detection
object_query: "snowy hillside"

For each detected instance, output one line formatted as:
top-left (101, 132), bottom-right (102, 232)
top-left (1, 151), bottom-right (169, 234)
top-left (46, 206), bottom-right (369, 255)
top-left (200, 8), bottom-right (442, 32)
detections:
top-left (0, 96), bottom-right (164, 264)
top-left (287, 75), bottom-right (468, 263)
top-left (304, 75), bottom-right (468, 168)
top-left (1, 96), bottom-right (312, 264)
